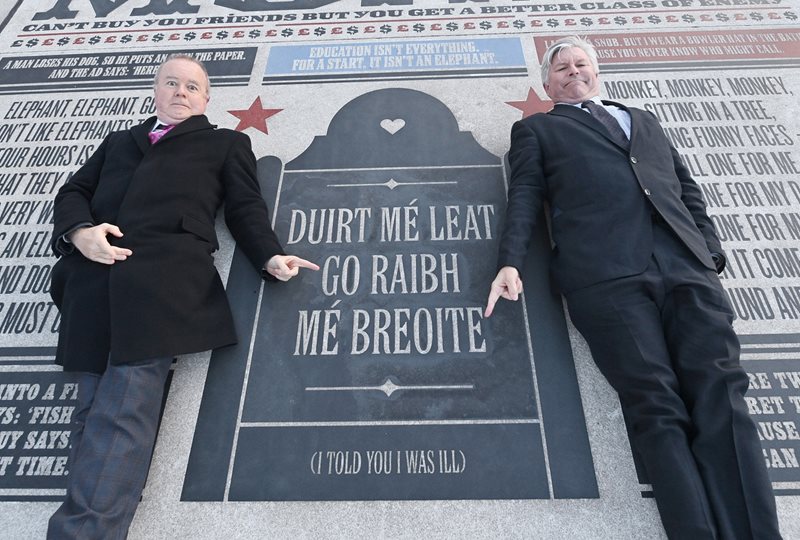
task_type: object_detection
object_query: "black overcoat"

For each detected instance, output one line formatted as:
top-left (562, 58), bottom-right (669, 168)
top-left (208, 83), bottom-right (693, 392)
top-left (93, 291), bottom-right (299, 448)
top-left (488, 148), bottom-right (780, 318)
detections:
top-left (498, 101), bottom-right (722, 293)
top-left (50, 115), bottom-right (283, 373)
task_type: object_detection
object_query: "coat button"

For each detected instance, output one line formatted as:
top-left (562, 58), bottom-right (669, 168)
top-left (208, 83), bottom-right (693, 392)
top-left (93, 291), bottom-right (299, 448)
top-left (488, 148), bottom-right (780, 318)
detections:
top-left (644, 188), bottom-right (651, 196)
top-left (630, 156), bottom-right (638, 164)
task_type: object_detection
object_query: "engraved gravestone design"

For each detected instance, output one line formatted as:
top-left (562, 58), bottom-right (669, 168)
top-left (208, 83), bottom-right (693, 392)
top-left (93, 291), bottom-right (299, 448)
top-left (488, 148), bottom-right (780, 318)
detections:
top-left (182, 88), bottom-right (597, 501)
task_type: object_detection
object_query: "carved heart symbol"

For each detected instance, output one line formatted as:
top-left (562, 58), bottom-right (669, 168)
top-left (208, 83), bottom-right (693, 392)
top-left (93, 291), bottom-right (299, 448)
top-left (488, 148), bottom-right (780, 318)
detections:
top-left (380, 118), bottom-right (405, 135)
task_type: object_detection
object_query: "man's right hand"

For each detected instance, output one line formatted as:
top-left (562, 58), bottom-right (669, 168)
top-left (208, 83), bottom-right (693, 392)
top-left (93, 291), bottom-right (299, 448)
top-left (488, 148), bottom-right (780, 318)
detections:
top-left (484, 266), bottom-right (523, 317)
top-left (70, 223), bottom-right (133, 264)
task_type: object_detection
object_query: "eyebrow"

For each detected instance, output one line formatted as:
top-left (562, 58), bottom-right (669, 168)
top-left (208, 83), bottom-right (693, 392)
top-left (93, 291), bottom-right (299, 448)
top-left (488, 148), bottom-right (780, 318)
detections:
top-left (163, 75), bottom-right (202, 86)
top-left (553, 57), bottom-right (585, 67)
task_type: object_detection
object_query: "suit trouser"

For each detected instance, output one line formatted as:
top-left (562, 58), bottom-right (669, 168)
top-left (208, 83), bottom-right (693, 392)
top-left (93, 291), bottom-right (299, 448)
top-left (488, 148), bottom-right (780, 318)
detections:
top-left (564, 224), bottom-right (781, 540)
top-left (47, 356), bottom-right (173, 540)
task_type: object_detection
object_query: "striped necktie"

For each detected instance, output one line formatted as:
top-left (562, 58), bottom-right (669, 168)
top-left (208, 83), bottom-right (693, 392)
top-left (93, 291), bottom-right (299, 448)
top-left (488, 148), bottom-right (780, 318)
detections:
top-left (581, 101), bottom-right (629, 150)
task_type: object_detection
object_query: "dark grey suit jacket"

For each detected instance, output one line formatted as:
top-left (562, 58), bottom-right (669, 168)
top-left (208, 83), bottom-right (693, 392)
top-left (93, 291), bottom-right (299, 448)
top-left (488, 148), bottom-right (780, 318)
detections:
top-left (498, 101), bottom-right (722, 293)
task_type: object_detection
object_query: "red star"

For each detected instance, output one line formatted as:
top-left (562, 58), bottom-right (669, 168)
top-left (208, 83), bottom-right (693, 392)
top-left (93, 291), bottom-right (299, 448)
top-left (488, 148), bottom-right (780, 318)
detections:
top-left (228, 97), bottom-right (282, 135)
top-left (506, 88), bottom-right (553, 118)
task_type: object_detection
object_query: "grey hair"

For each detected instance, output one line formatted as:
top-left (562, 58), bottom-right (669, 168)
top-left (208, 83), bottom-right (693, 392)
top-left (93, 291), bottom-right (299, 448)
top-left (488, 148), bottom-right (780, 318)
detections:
top-left (153, 53), bottom-right (210, 97)
top-left (540, 36), bottom-right (599, 84)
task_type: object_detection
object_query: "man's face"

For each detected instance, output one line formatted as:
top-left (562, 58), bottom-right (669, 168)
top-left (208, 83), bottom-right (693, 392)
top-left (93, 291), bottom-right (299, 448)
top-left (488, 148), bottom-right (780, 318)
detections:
top-left (543, 47), bottom-right (600, 104)
top-left (154, 59), bottom-right (209, 124)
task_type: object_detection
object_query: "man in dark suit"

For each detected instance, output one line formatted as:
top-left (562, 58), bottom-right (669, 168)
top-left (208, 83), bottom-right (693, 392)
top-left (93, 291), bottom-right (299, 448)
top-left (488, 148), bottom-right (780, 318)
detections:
top-left (47, 54), bottom-right (317, 539)
top-left (485, 37), bottom-right (782, 539)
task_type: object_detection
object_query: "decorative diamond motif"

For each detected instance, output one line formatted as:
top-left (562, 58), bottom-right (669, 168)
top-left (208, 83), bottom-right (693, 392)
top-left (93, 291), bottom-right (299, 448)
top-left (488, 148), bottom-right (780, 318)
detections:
top-left (380, 378), bottom-right (401, 397)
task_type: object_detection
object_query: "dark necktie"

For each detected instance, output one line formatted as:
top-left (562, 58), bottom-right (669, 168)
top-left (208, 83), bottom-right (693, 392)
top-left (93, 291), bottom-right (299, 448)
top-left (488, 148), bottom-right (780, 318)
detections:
top-left (581, 101), bottom-right (629, 150)
top-left (148, 123), bottom-right (174, 145)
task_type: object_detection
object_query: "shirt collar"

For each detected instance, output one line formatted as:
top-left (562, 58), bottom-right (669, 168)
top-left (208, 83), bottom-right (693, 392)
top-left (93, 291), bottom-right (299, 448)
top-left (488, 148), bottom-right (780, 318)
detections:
top-left (558, 95), bottom-right (602, 108)
top-left (151, 118), bottom-right (173, 132)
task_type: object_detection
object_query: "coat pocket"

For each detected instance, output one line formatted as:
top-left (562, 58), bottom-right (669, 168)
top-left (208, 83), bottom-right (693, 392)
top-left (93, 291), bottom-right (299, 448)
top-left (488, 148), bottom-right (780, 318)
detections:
top-left (180, 214), bottom-right (219, 250)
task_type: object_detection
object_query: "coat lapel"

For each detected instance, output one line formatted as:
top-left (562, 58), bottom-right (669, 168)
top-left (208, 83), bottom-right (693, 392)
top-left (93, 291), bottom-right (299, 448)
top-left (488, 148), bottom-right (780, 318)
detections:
top-left (130, 117), bottom-right (153, 155)
top-left (159, 115), bottom-right (216, 144)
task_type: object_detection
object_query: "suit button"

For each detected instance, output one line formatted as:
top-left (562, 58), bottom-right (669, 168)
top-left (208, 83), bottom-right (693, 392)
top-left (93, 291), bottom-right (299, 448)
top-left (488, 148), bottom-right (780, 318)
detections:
top-left (644, 188), bottom-right (651, 196)
top-left (630, 156), bottom-right (638, 164)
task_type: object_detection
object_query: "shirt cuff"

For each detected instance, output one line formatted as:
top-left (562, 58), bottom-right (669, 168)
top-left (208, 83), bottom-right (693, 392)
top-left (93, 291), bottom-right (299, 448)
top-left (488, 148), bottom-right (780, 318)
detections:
top-left (57, 222), bottom-right (93, 255)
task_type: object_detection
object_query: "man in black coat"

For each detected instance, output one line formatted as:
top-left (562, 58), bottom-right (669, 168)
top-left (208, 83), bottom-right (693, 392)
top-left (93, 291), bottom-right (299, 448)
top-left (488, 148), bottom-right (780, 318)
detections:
top-left (485, 37), bottom-right (782, 539)
top-left (47, 55), bottom-right (317, 539)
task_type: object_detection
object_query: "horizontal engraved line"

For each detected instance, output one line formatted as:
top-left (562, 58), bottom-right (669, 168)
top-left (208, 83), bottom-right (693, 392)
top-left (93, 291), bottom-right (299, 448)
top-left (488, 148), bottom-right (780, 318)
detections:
top-left (742, 342), bottom-right (800, 349)
top-left (740, 354), bottom-right (800, 361)
top-left (327, 178), bottom-right (458, 190)
top-left (0, 488), bottom-right (66, 496)
top-left (239, 419), bottom-right (539, 428)
top-left (288, 164), bottom-right (501, 173)
top-left (771, 482), bottom-right (800, 490)
top-left (306, 377), bottom-right (473, 397)
top-left (0, 364), bottom-right (63, 372)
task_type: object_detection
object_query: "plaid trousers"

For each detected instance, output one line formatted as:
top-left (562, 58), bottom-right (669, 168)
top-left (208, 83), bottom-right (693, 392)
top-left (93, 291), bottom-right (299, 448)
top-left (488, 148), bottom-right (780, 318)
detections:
top-left (47, 356), bottom-right (173, 540)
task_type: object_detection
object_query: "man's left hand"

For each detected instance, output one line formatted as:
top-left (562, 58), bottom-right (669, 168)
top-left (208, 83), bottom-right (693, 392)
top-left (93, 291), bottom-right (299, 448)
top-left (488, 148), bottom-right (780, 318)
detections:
top-left (265, 255), bottom-right (319, 281)
top-left (485, 266), bottom-right (523, 317)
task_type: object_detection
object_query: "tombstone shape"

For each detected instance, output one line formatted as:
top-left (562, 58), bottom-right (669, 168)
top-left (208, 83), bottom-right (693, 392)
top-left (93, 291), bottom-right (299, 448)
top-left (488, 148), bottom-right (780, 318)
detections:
top-left (183, 88), bottom-right (597, 501)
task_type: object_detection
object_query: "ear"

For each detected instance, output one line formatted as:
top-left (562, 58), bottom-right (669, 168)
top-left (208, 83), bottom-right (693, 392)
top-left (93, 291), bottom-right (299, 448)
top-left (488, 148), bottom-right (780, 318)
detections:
top-left (542, 82), bottom-right (557, 102)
